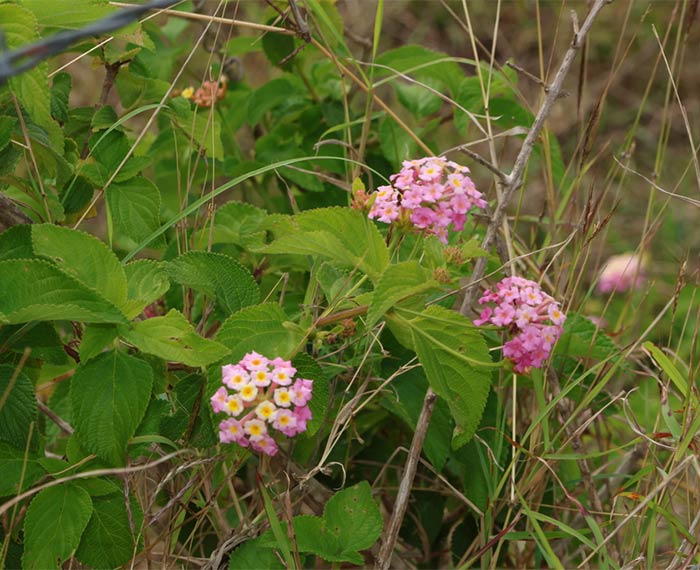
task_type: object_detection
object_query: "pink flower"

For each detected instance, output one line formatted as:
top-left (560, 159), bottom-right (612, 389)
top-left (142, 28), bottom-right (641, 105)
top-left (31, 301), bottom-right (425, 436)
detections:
top-left (368, 156), bottom-right (486, 243)
top-left (597, 253), bottom-right (646, 294)
top-left (212, 352), bottom-right (315, 454)
top-left (474, 277), bottom-right (565, 374)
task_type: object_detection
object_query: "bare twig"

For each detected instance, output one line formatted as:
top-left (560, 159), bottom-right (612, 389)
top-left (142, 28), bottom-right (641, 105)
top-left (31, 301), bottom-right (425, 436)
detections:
top-left (374, 388), bottom-right (437, 570)
top-left (36, 399), bottom-right (74, 436)
top-left (460, 0), bottom-right (613, 315)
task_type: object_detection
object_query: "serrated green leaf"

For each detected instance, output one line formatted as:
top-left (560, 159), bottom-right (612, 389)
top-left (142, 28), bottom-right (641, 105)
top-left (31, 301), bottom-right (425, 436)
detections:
top-left (246, 76), bottom-right (306, 125)
top-left (106, 177), bottom-right (162, 246)
top-left (165, 251), bottom-right (259, 316)
top-left (75, 492), bottom-right (143, 568)
top-left (32, 224), bottom-right (128, 309)
top-left (21, 0), bottom-right (114, 29)
top-left (0, 259), bottom-right (127, 324)
top-left (286, 207), bottom-right (390, 282)
top-left (122, 309), bottom-right (229, 367)
top-left (368, 261), bottom-right (440, 327)
top-left (1, 4), bottom-right (62, 150)
top-left (22, 484), bottom-right (93, 570)
top-left (0, 441), bottom-right (46, 496)
top-left (0, 364), bottom-right (37, 450)
top-left (216, 304), bottom-right (303, 362)
top-left (398, 306), bottom-right (493, 447)
top-left (122, 259), bottom-right (170, 319)
top-left (71, 350), bottom-right (153, 465)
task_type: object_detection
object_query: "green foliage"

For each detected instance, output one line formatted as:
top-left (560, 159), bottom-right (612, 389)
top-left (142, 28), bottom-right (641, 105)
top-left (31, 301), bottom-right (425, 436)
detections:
top-left (22, 484), bottom-right (93, 570)
top-left (0, 365), bottom-right (37, 450)
top-left (122, 309), bottom-right (229, 367)
top-left (294, 481), bottom-right (383, 565)
top-left (70, 350), bottom-right (153, 464)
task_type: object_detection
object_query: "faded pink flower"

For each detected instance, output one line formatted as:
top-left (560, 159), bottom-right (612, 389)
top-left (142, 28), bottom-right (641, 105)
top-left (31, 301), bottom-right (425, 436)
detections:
top-left (597, 253), bottom-right (646, 294)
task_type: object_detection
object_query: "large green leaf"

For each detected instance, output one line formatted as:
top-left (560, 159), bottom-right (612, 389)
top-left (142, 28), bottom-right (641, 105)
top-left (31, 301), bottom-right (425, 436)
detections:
top-left (105, 177), bottom-right (162, 246)
top-left (294, 481), bottom-right (383, 565)
top-left (264, 208), bottom-right (389, 282)
top-left (75, 492), bottom-right (143, 568)
top-left (71, 350), bottom-right (153, 465)
top-left (122, 259), bottom-right (170, 319)
top-left (0, 322), bottom-right (68, 364)
top-left (215, 304), bottom-right (303, 362)
top-left (21, 0), bottom-right (113, 29)
top-left (367, 261), bottom-right (441, 327)
top-left (31, 224), bottom-right (128, 309)
top-left (165, 251), bottom-right (259, 316)
top-left (22, 484), bottom-right (93, 570)
top-left (1, 4), bottom-right (62, 150)
top-left (0, 259), bottom-right (127, 324)
top-left (0, 365), bottom-right (37, 450)
top-left (121, 309), bottom-right (229, 367)
top-left (396, 306), bottom-right (493, 448)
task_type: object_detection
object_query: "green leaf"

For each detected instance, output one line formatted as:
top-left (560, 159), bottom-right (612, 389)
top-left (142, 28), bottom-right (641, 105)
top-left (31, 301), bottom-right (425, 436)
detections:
top-left (643, 341), bottom-right (695, 404)
top-left (0, 259), bottom-right (127, 324)
top-left (246, 76), bottom-right (306, 125)
top-left (71, 350), bottom-right (153, 465)
top-left (0, 365), bottom-right (37, 450)
top-left (394, 79), bottom-right (443, 118)
top-left (122, 259), bottom-right (170, 319)
top-left (167, 97), bottom-right (223, 160)
top-left (75, 492), bottom-right (143, 568)
top-left (0, 442), bottom-right (46, 496)
top-left (50, 72), bottom-right (72, 123)
top-left (375, 44), bottom-right (464, 95)
top-left (79, 324), bottom-right (118, 362)
top-left (367, 261), bottom-right (441, 327)
top-left (554, 314), bottom-right (617, 361)
top-left (381, 369), bottom-right (453, 472)
top-left (292, 354), bottom-right (327, 437)
top-left (294, 481), bottom-right (383, 564)
top-left (0, 116), bottom-right (17, 153)
top-left (265, 208), bottom-right (389, 282)
top-left (228, 536), bottom-right (285, 569)
top-left (106, 177), bottom-right (162, 247)
top-left (0, 322), bottom-right (67, 364)
top-left (121, 309), bottom-right (230, 367)
top-left (31, 224), bottom-right (128, 309)
top-left (165, 251), bottom-right (259, 316)
top-left (0, 224), bottom-right (33, 261)
top-left (262, 29), bottom-right (297, 69)
top-left (216, 304), bottom-right (303, 362)
top-left (398, 306), bottom-right (493, 447)
top-left (21, 0), bottom-right (114, 29)
top-left (379, 116), bottom-right (419, 170)
top-left (1, 4), bottom-right (62, 150)
top-left (194, 200), bottom-right (268, 249)
top-left (22, 484), bottom-right (93, 570)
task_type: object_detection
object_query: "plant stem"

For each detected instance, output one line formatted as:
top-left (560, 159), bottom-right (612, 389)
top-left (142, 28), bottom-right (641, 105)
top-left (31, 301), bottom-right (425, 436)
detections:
top-left (374, 388), bottom-right (437, 570)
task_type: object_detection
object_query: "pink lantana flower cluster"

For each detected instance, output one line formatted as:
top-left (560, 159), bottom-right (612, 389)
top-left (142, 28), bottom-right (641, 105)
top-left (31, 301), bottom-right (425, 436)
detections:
top-left (368, 156), bottom-right (487, 243)
top-left (596, 253), bottom-right (646, 294)
top-left (210, 352), bottom-right (313, 456)
top-left (474, 277), bottom-right (567, 374)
